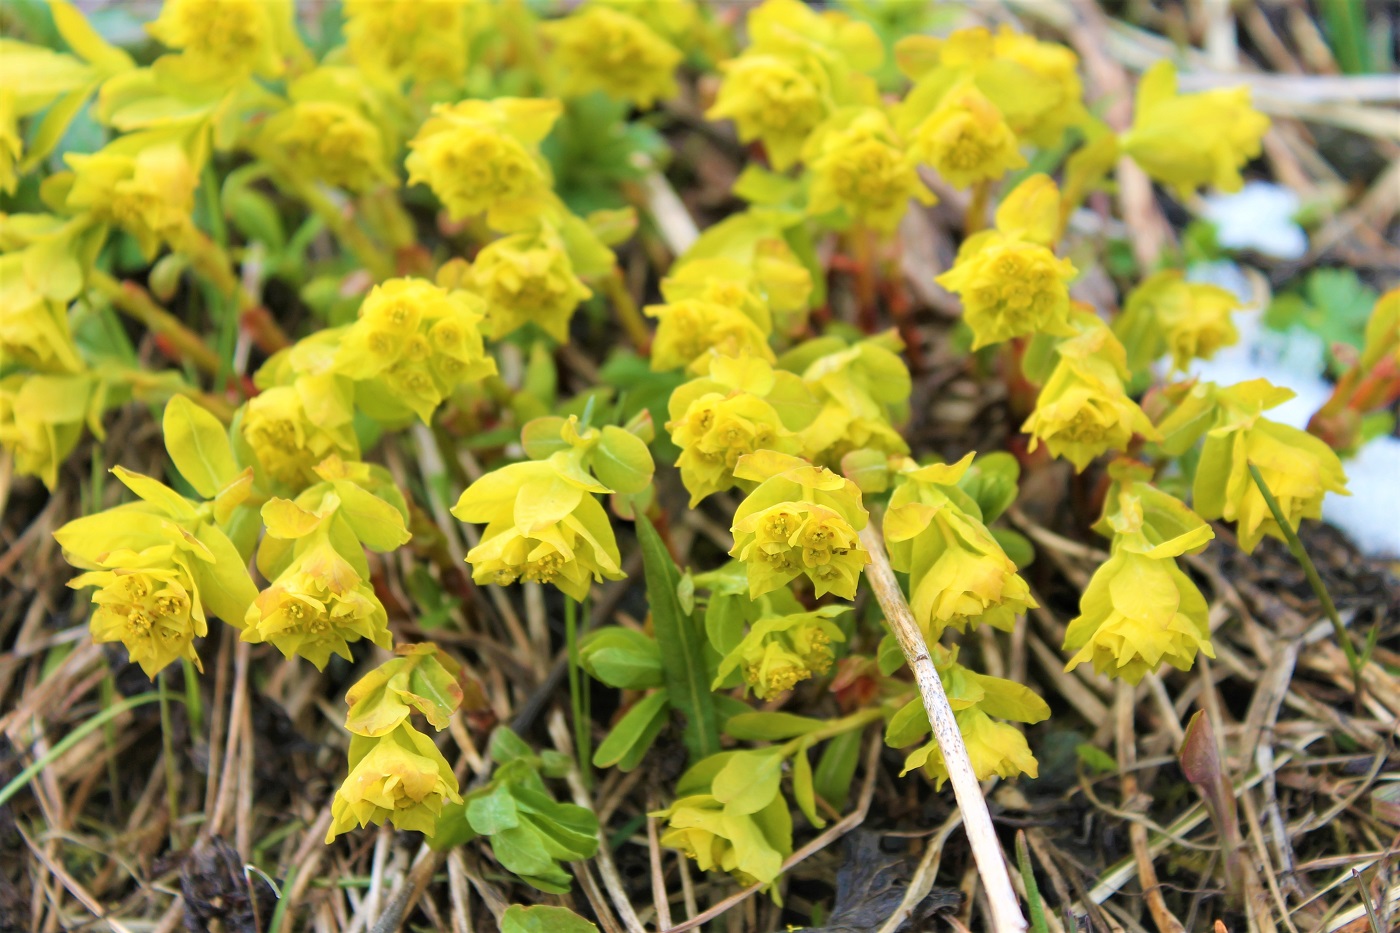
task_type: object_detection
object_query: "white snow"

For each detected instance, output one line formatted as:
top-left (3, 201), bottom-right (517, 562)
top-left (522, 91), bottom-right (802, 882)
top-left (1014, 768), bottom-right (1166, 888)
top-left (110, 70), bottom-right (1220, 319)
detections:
top-left (1202, 182), bottom-right (1309, 261)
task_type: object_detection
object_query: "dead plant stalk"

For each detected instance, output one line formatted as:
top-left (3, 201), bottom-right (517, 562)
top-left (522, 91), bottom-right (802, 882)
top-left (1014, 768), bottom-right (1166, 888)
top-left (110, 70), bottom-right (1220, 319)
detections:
top-left (858, 522), bottom-right (1028, 933)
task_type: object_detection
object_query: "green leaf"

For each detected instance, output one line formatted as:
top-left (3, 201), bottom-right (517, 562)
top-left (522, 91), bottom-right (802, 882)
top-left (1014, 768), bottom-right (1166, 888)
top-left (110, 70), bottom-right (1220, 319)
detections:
top-left (578, 626), bottom-right (663, 689)
top-left (111, 466), bottom-right (198, 522)
top-left (813, 729), bottom-right (861, 812)
top-left (593, 689), bottom-right (669, 771)
top-left (637, 514), bottom-right (719, 762)
top-left (489, 727), bottom-right (536, 765)
top-left (502, 905), bottom-right (599, 933)
top-left (49, 1), bottom-right (133, 73)
top-left (876, 632), bottom-right (905, 677)
top-left (712, 748), bottom-right (785, 816)
top-left (991, 527), bottom-right (1036, 570)
top-left (957, 451), bottom-right (1020, 522)
top-left (884, 697), bottom-right (931, 748)
top-left (332, 480), bottom-right (411, 552)
top-left (163, 395), bottom-right (237, 499)
top-left (591, 425), bottom-right (653, 494)
top-left (1075, 742), bottom-right (1117, 774)
top-left (792, 744), bottom-right (824, 828)
top-left (724, 711), bottom-right (824, 742)
top-left (466, 782), bottom-right (520, 835)
top-left (189, 522), bottom-right (257, 628)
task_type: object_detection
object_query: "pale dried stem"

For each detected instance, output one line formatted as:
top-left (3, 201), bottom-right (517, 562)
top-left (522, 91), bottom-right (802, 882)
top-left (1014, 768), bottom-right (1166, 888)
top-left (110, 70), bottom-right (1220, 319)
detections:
top-left (857, 523), bottom-right (1027, 933)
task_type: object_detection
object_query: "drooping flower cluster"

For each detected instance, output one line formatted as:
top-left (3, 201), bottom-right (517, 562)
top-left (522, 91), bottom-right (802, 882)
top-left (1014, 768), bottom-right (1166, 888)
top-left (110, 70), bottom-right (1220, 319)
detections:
top-left (452, 415), bottom-right (653, 601)
top-left (713, 605), bottom-right (848, 700)
top-left (1063, 461), bottom-right (1215, 684)
top-left (1114, 270), bottom-right (1242, 373)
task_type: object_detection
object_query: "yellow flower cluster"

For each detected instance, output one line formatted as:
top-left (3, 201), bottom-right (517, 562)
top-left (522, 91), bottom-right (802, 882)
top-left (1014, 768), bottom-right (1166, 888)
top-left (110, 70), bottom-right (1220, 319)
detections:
top-left (884, 454), bottom-right (1035, 639)
top-left (343, 0), bottom-right (484, 85)
top-left (729, 450), bottom-right (870, 600)
top-left (1023, 309), bottom-right (1159, 472)
top-left (452, 415), bottom-right (653, 601)
top-left (803, 106), bottom-right (936, 233)
top-left (1063, 462), bottom-right (1215, 684)
top-left (936, 174), bottom-right (1076, 349)
top-left (712, 605), bottom-right (848, 700)
top-left (1115, 270), bottom-right (1241, 373)
top-left (707, 0), bottom-right (882, 171)
top-left (543, 4), bottom-right (682, 109)
top-left (258, 68), bottom-right (398, 194)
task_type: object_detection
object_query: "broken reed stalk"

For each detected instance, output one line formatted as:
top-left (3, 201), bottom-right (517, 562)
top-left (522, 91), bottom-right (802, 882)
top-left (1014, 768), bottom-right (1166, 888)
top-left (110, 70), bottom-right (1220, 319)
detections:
top-left (858, 522), bottom-right (1028, 933)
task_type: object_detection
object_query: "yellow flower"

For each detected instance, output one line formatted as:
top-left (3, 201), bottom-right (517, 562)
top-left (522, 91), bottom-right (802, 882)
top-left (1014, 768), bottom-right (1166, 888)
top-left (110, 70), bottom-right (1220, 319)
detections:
top-left (0, 89), bottom-right (20, 195)
top-left (330, 277), bottom-right (497, 423)
top-left (241, 379), bottom-right (360, 490)
top-left (1115, 270), bottom-right (1241, 373)
top-left (666, 354), bottom-right (806, 505)
top-left (65, 133), bottom-right (199, 259)
top-left (543, 5), bottom-right (681, 109)
top-left (1063, 549), bottom-right (1214, 684)
top-left (907, 80), bottom-right (1024, 189)
top-left (646, 297), bottom-right (774, 374)
top-left (707, 53), bottom-right (830, 172)
top-left (1022, 316), bottom-right (1158, 472)
top-left (244, 535), bottom-right (392, 670)
top-left (1190, 381), bottom-right (1349, 553)
top-left (327, 725), bottom-right (462, 841)
top-left (792, 337), bottom-right (910, 468)
top-left (0, 373), bottom-right (97, 489)
top-left (147, 0), bottom-right (296, 78)
top-left (405, 98), bottom-right (561, 226)
top-left (1120, 60), bottom-right (1270, 197)
top-left (469, 229), bottom-right (593, 343)
top-left (729, 451), bottom-right (869, 599)
top-left (654, 793), bottom-right (789, 886)
top-left (884, 455), bottom-right (1036, 638)
top-left (343, 0), bottom-right (480, 84)
top-left (0, 256), bottom-right (83, 374)
top-left (262, 100), bottom-right (394, 194)
top-left (677, 214), bottom-right (814, 332)
top-left (989, 27), bottom-right (1087, 148)
top-left (745, 0), bottom-right (883, 75)
top-left (903, 708), bottom-right (1040, 788)
top-left (712, 606), bottom-right (846, 700)
top-left (935, 175), bottom-right (1076, 349)
top-left (803, 107), bottom-right (934, 233)
top-left (452, 459), bottom-right (626, 602)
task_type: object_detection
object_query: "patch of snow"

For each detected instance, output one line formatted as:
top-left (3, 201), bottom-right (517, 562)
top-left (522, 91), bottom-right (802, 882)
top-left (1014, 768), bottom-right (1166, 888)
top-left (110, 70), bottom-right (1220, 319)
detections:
top-left (1202, 182), bottom-right (1308, 261)
top-left (1322, 437), bottom-right (1400, 559)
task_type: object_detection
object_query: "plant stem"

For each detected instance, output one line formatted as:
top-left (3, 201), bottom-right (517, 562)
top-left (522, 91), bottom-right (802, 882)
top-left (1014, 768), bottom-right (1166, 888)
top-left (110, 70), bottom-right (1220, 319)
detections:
top-left (1247, 463), bottom-right (1364, 680)
top-left (91, 271), bottom-right (224, 376)
top-left (565, 597), bottom-right (592, 788)
top-left (965, 180), bottom-right (992, 235)
top-left (602, 266), bottom-right (651, 352)
top-left (857, 521), bottom-right (1028, 933)
top-left (159, 671), bottom-right (181, 850)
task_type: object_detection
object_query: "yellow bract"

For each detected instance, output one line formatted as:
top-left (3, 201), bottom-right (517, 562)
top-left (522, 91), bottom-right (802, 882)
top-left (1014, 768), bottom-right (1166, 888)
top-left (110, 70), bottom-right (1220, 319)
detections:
top-left (470, 228), bottom-right (592, 343)
top-left (544, 5), bottom-right (681, 109)
top-left (803, 107), bottom-right (934, 233)
top-left (242, 382), bottom-right (359, 490)
top-left (1115, 270), bottom-right (1241, 373)
top-left (343, 0), bottom-right (480, 84)
top-left (148, 0), bottom-right (295, 79)
top-left (936, 175), bottom-right (1076, 349)
top-left (327, 725), bottom-right (462, 841)
top-left (907, 80), bottom-right (1024, 190)
top-left (1120, 60), bottom-right (1270, 197)
top-left (729, 451), bottom-right (869, 599)
top-left (406, 98), bottom-right (561, 226)
top-left (65, 133), bottom-right (200, 260)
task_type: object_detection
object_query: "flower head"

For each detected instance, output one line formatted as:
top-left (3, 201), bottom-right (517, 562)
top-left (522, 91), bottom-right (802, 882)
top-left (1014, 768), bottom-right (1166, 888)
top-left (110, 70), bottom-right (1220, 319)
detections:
top-left (147, 0), bottom-right (295, 78)
top-left (713, 606), bottom-right (847, 699)
top-left (646, 297), bottom-right (774, 374)
top-left (654, 793), bottom-right (789, 887)
top-left (907, 80), bottom-right (1024, 189)
top-left (803, 107), bottom-right (934, 233)
top-left (327, 725), bottom-right (462, 841)
top-left (0, 373), bottom-right (98, 489)
top-left (666, 354), bottom-right (806, 505)
top-left (729, 451), bottom-right (869, 599)
top-left (884, 455), bottom-right (1035, 638)
top-left (935, 175), bottom-right (1075, 348)
top-left (904, 708), bottom-right (1040, 788)
top-left (343, 0), bottom-right (480, 84)
top-left (1022, 316), bottom-right (1158, 472)
top-left (262, 100), bottom-right (394, 194)
top-left (241, 379), bottom-right (360, 490)
top-left (707, 54), bottom-right (830, 171)
top-left (1120, 61), bottom-right (1269, 197)
top-left (469, 229), bottom-right (592, 342)
top-left (66, 133), bottom-right (199, 259)
top-left (1115, 270), bottom-right (1240, 373)
top-left (0, 257), bottom-right (83, 374)
top-left (792, 337), bottom-right (911, 467)
top-left (406, 98), bottom-right (561, 226)
top-left (1189, 381), bottom-right (1349, 553)
top-left (1063, 549), bottom-right (1213, 684)
top-left (543, 5), bottom-right (681, 109)
top-left (452, 458), bottom-right (626, 602)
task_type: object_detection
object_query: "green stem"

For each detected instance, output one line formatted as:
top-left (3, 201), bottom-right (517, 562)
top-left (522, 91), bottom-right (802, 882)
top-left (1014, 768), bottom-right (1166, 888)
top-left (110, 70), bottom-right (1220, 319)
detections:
top-left (778, 706), bottom-right (884, 757)
top-left (565, 597), bottom-right (592, 788)
top-left (1247, 463), bottom-right (1363, 679)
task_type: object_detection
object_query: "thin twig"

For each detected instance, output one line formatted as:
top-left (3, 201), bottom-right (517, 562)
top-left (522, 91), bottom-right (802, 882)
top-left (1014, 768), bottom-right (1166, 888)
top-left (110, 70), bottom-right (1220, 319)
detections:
top-left (858, 522), bottom-right (1027, 933)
